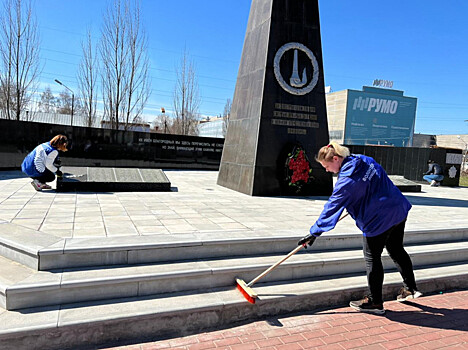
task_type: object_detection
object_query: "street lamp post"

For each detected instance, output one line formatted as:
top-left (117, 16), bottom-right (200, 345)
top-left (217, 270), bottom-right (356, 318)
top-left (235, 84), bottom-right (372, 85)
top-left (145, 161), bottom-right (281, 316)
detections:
top-left (457, 135), bottom-right (468, 148)
top-left (458, 135), bottom-right (468, 173)
top-left (54, 79), bottom-right (74, 126)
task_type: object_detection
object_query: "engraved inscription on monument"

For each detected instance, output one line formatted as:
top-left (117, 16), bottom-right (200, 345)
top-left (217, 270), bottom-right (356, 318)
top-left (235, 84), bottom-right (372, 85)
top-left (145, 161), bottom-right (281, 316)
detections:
top-left (88, 167), bottom-right (116, 182)
top-left (272, 103), bottom-right (319, 135)
top-left (114, 168), bottom-right (144, 183)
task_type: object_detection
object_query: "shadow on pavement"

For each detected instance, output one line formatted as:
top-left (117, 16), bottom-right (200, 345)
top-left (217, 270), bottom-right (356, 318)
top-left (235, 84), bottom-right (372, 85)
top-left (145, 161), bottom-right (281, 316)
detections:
top-left (405, 195), bottom-right (468, 208)
top-left (266, 318), bottom-right (284, 327)
top-left (0, 170), bottom-right (26, 180)
top-left (385, 300), bottom-right (467, 332)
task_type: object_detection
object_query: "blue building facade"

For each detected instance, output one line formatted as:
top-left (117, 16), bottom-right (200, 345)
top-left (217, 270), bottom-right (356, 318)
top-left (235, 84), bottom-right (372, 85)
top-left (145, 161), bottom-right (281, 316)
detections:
top-left (327, 86), bottom-right (417, 147)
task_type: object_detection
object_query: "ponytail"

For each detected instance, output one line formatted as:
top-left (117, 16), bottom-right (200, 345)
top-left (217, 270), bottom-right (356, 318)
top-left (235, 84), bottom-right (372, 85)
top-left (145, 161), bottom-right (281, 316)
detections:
top-left (316, 141), bottom-right (350, 162)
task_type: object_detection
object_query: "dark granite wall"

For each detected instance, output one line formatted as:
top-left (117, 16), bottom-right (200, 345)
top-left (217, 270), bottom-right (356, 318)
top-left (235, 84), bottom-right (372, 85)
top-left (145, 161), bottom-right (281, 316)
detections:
top-left (347, 145), bottom-right (462, 186)
top-left (0, 119), bottom-right (223, 170)
top-left (0, 119), bottom-right (461, 187)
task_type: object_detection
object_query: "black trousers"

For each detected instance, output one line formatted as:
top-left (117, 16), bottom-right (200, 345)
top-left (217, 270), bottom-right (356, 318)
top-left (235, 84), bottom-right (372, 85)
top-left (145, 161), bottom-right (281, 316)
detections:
top-left (363, 219), bottom-right (417, 304)
top-left (32, 169), bottom-right (55, 184)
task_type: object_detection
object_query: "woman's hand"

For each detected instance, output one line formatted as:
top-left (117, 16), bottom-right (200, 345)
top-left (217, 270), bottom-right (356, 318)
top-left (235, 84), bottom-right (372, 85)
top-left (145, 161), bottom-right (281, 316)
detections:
top-left (298, 234), bottom-right (316, 248)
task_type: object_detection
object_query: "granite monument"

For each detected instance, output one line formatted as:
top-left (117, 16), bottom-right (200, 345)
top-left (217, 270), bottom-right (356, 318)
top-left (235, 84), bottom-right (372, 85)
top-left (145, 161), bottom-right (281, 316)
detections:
top-left (217, 0), bottom-right (333, 196)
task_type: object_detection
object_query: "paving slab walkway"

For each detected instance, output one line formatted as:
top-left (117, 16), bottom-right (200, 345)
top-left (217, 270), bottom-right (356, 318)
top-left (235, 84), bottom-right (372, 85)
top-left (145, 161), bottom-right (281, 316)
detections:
top-left (0, 170), bottom-right (467, 239)
top-left (103, 289), bottom-right (468, 350)
top-left (0, 170), bottom-right (467, 349)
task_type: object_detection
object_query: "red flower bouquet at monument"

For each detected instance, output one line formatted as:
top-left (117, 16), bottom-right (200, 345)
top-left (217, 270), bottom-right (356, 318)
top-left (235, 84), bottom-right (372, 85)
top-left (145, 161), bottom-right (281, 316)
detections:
top-left (286, 146), bottom-right (313, 193)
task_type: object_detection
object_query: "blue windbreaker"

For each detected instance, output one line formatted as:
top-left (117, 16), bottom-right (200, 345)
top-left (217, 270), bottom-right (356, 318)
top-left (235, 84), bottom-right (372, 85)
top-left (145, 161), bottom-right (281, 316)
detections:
top-left (310, 154), bottom-right (411, 237)
top-left (21, 142), bottom-right (59, 178)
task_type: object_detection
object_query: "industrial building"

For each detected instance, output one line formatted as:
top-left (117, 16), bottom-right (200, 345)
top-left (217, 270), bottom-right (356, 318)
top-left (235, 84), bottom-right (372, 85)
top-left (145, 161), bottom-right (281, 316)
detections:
top-left (198, 116), bottom-right (225, 138)
top-left (326, 86), bottom-right (417, 147)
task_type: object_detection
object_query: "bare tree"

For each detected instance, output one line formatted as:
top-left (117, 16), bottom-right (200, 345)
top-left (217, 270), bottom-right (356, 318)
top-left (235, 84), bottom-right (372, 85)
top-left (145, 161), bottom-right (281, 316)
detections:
top-left (38, 86), bottom-right (56, 112)
top-left (78, 30), bottom-right (98, 127)
top-left (56, 89), bottom-right (73, 115)
top-left (222, 98), bottom-right (231, 137)
top-left (0, 0), bottom-right (40, 120)
top-left (172, 48), bottom-right (201, 136)
top-left (52, 89), bottom-right (82, 117)
top-left (152, 108), bottom-right (173, 133)
top-left (99, 0), bottom-right (150, 131)
top-left (0, 81), bottom-right (13, 111)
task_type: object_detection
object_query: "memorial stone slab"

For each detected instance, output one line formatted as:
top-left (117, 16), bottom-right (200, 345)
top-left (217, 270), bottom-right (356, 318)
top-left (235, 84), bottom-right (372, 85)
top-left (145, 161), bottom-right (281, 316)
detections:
top-left (217, 0), bottom-right (333, 196)
top-left (388, 175), bottom-right (422, 192)
top-left (89, 167), bottom-right (116, 182)
top-left (114, 168), bottom-right (143, 183)
top-left (57, 167), bottom-right (171, 192)
top-left (139, 168), bottom-right (172, 183)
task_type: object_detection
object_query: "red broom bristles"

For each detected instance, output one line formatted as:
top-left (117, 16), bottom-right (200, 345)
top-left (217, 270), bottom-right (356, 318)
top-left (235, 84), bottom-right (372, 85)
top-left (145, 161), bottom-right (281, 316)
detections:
top-left (236, 282), bottom-right (256, 304)
top-left (236, 278), bottom-right (258, 304)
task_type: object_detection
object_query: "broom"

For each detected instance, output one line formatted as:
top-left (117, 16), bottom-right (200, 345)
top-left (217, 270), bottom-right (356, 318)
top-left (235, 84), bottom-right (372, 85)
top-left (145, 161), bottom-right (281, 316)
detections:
top-left (236, 212), bottom-right (349, 304)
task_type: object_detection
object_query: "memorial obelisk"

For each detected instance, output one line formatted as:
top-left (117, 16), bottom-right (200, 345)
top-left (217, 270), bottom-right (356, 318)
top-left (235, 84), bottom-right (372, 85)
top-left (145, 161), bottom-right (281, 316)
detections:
top-left (217, 0), bottom-right (333, 196)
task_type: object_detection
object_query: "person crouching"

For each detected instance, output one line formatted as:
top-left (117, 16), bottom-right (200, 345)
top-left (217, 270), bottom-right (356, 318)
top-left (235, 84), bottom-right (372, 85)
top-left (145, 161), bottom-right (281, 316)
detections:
top-left (21, 135), bottom-right (68, 191)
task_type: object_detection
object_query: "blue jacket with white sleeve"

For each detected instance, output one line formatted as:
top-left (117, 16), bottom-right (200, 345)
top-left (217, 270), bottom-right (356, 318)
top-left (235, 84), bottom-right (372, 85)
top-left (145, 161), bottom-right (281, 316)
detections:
top-left (21, 142), bottom-right (59, 178)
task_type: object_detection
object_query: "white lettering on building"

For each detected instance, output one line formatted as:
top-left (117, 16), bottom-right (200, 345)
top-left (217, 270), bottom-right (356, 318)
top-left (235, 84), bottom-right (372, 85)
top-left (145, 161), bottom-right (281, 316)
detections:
top-left (352, 97), bottom-right (398, 114)
top-left (373, 79), bottom-right (394, 88)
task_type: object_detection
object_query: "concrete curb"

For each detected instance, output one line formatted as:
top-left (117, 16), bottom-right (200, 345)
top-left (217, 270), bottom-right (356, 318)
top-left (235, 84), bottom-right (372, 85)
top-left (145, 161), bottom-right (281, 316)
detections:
top-left (0, 264), bottom-right (466, 350)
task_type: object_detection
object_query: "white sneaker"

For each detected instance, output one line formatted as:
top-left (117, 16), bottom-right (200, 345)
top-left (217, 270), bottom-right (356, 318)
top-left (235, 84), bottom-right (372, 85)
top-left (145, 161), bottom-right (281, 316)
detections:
top-left (430, 180), bottom-right (437, 186)
top-left (31, 180), bottom-right (43, 191)
top-left (397, 288), bottom-right (423, 302)
top-left (31, 180), bottom-right (52, 191)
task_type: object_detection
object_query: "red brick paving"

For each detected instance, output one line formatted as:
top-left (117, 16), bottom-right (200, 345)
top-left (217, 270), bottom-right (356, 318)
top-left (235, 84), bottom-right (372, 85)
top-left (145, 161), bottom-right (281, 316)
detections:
top-left (103, 289), bottom-right (468, 350)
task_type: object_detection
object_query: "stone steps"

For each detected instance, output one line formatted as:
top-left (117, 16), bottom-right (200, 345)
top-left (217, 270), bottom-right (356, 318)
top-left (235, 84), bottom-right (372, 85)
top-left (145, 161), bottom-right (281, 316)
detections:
top-left (1, 240), bottom-right (467, 310)
top-left (0, 262), bottom-right (467, 350)
top-left (1, 220), bottom-right (467, 349)
top-left (1, 221), bottom-right (467, 270)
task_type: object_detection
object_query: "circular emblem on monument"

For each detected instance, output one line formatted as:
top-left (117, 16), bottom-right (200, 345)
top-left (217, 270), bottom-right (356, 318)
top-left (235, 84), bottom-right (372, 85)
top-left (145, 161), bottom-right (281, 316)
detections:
top-left (448, 165), bottom-right (457, 178)
top-left (273, 42), bottom-right (319, 96)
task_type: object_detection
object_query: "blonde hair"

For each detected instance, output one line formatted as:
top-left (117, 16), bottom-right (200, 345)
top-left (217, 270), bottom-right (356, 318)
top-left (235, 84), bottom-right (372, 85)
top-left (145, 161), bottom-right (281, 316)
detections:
top-left (316, 141), bottom-right (350, 162)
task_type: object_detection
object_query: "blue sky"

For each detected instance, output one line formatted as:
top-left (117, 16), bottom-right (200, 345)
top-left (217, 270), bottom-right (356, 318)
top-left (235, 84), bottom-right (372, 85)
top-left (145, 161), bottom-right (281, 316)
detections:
top-left (35, 0), bottom-right (468, 135)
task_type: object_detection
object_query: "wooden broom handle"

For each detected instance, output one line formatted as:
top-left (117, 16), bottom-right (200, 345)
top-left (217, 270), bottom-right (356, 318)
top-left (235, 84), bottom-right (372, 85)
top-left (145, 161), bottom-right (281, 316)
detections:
top-left (247, 244), bottom-right (303, 287)
top-left (246, 212), bottom-right (349, 288)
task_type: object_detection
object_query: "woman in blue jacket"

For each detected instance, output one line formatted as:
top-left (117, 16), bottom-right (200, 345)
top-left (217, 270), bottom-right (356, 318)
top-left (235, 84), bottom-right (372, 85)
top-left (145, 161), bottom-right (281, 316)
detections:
top-left (299, 142), bottom-right (422, 315)
top-left (21, 135), bottom-right (68, 191)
